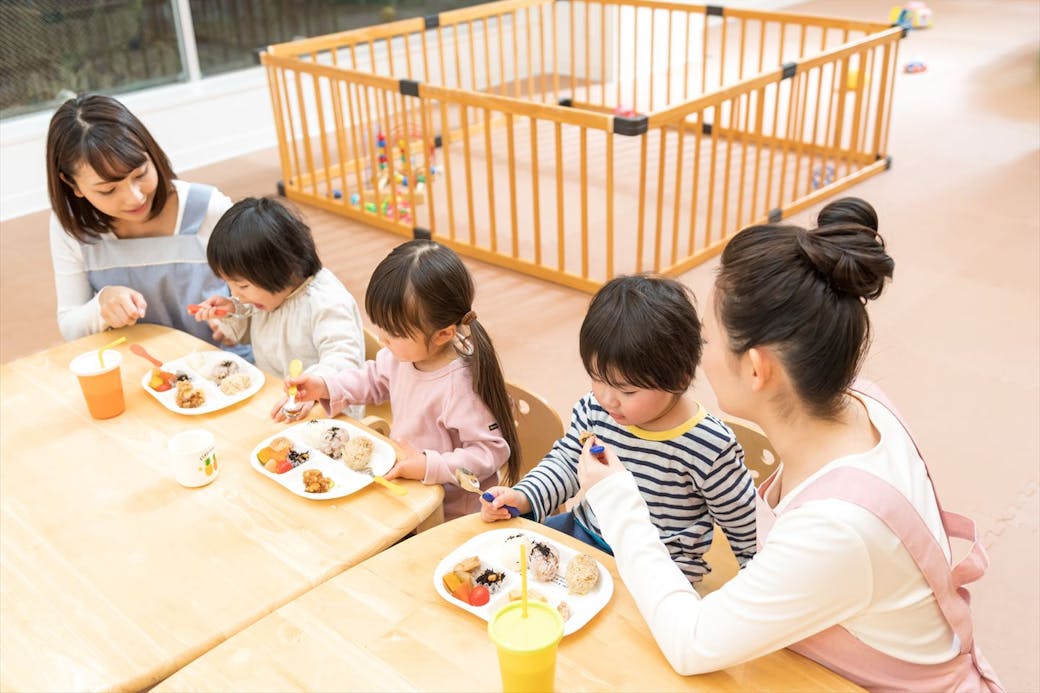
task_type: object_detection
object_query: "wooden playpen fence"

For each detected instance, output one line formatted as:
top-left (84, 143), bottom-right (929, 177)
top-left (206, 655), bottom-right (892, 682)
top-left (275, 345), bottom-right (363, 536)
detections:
top-left (261, 0), bottom-right (903, 291)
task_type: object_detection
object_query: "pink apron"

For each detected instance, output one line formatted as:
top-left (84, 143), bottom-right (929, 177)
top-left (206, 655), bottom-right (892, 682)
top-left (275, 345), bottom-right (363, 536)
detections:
top-left (755, 385), bottom-right (1003, 692)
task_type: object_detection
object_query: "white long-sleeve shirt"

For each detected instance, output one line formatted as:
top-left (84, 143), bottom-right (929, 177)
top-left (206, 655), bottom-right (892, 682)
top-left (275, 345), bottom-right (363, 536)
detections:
top-left (586, 393), bottom-right (958, 675)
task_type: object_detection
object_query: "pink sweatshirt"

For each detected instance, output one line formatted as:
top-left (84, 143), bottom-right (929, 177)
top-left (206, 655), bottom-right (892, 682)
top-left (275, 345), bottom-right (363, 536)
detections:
top-left (320, 348), bottom-right (509, 519)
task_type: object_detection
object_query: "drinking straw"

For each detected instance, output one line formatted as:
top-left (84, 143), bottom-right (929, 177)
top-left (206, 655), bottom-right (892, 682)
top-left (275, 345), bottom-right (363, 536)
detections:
top-left (98, 336), bottom-right (126, 367)
top-left (520, 543), bottom-right (528, 618)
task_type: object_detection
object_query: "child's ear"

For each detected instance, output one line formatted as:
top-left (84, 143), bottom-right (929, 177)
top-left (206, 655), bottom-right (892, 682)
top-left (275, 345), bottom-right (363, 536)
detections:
top-left (431, 325), bottom-right (456, 348)
top-left (59, 172), bottom-right (84, 198)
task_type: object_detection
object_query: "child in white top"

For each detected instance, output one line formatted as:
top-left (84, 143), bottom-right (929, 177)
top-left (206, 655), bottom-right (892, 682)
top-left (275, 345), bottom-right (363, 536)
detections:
top-left (288, 240), bottom-right (520, 519)
top-left (481, 274), bottom-right (757, 584)
top-left (191, 197), bottom-right (364, 420)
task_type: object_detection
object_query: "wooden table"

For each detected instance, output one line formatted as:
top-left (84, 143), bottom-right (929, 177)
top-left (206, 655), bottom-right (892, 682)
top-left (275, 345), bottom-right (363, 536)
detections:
top-left (156, 514), bottom-right (864, 692)
top-left (0, 324), bottom-right (443, 692)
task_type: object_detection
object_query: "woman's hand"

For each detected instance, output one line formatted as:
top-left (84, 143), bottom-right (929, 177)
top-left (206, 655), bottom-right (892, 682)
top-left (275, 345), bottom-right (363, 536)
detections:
top-left (578, 437), bottom-right (625, 491)
top-left (480, 487), bottom-right (529, 522)
top-left (385, 439), bottom-right (425, 480)
top-left (270, 397), bottom-right (314, 422)
top-left (188, 296), bottom-right (234, 322)
top-left (285, 374), bottom-right (328, 402)
top-left (98, 286), bottom-right (147, 328)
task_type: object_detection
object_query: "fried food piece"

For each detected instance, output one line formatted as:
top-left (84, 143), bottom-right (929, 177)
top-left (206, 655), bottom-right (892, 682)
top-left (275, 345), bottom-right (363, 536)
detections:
top-left (341, 436), bottom-right (375, 472)
top-left (565, 553), bottom-right (600, 595)
top-left (302, 469), bottom-right (333, 493)
top-left (218, 372), bottom-right (251, 395)
top-left (453, 555), bottom-right (481, 573)
top-left (174, 379), bottom-right (206, 408)
top-left (557, 601), bottom-right (573, 622)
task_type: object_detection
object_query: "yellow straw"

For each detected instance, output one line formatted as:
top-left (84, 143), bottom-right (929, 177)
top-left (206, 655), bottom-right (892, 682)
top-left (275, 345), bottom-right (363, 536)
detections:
top-left (98, 336), bottom-right (126, 367)
top-left (520, 543), bottom-right (528, 618)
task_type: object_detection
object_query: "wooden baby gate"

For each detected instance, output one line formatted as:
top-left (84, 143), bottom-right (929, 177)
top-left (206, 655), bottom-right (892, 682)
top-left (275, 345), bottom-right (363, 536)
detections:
top-left (260, 0), bottom-right (904, 292)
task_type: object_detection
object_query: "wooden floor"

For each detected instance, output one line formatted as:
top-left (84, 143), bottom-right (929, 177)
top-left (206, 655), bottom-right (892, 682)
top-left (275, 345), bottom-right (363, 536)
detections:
top-left (0, 0), bottom-right (1036, 689)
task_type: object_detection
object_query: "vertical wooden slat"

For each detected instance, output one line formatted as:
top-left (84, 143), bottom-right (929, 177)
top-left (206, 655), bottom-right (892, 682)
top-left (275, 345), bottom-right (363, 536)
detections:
top-left (570, 0), bottom-right (576, 98)
top-left (420, 96), bottom-right (438, 235)
top-left (871, 40), bottom-right (892, 158)
top-left (266, 65), bottom-right (294, 195)
top-left (330, 78), bottom-right (350, 201)
top-left (580, 126), bottom-right (589, 278)
top-left (635, 132), bottom-right (648, 271)
top-left (670, 118), bottom-right (686, 265)
top-left (737, 17), bottom-right (746, 81)
top-left (664, 10), bottom-right (673, 106)
top-left (687, 108), bottom-right (703, 256)
top-left (757, 18), bottom-right (767, 74)
top-left (506, 113), bottom-right (519, 257)
top-left (616, 5), bottom-right (624, 107)
top-left (701, 11), bottom-right (710, 97)
top-left (399, 94), bottom-right (419, 225)
top-left (880, 35), bottom-right (900, 154)
top-left (313, 74), bottom-right (334, 198)
top-left (749, 87), bottom-right (764, 221)
top-left (460, 104), bottom-right (476, 244)
top-left (483, 17), bottom-right (493, 91)
top-left (552, 2), bottom-right (559, 101)
top-left (483, 106), bottom-right (498, 251)
top-left (600, 3), bottom-right (607, 107)
top-left (653, 127), bottom-right (666, 270)
top-left (344, 81), bottom-right (367, 212)
top-left (293, 70), bottom-right (317, 195)
top-left (703, 106), bottom-right (719, 248)
top-left (719, 99), bottom-right (734, 240)
top-left (497, 13), bottom-right (507, 96)
top-left (584, 2), bottom-right (591, 102)
top-left (648, 9), bottom-right (656, 110)
top-left (682, 12), bottom-right (692, 101)
top-left (526, 6), bottom-right (535, 98)
top-left (439, 100), bottom-right (457, 240)
top-left (383, 89), bottom-right (402, 224)
top-left (529, 118), bottom-right (542, 264)
top-left (632, 7), bottom-right (639, 109)
top-left (734, 91), bottom-right (749, 230)
top-left (605, 129), bottom-right (614, 278)
top-left (554, 121), bottom-right (565, 271)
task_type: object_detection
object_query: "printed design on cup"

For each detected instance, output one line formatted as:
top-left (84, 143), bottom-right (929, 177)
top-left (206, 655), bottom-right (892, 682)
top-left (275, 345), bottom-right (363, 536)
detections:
top-left (199, 447), bottom-right (218, 476)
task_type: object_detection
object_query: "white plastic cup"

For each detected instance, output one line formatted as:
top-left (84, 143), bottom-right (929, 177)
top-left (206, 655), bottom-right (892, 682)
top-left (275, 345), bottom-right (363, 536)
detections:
top-left (168, 429), bottom-right (219, 488)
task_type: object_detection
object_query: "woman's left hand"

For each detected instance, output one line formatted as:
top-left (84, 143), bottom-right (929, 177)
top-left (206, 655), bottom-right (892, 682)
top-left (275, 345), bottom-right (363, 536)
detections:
top-left (386, 439), bottom-right (426, 480)
top-left (577, 438), bottom-right (625, 491)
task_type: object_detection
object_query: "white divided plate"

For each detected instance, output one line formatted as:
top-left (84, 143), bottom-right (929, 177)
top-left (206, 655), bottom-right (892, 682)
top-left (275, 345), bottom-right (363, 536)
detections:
top-left (249, 418), bottom-right (395, 500)
top-left (433, 528), bottom-right (613, 637)
top-left (140, 350), bottom-right (264, 415)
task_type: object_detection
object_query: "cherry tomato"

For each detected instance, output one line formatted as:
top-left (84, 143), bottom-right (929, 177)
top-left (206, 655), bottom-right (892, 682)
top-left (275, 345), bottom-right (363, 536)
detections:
top-left (468, 585), bottom-right (490, 607)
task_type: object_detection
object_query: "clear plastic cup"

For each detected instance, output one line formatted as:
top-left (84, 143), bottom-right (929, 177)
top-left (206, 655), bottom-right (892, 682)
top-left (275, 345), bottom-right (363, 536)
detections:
top-left (168, 428), bottom-right (219, 488)
top-left (69, 349), bottom-right (125, 419)
top-left (488, 601), bottom-right (564, 693)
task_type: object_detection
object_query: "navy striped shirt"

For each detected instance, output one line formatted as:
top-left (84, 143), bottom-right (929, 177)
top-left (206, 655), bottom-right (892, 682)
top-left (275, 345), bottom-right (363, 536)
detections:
top-left (514, 393), bottom-right (757, 584)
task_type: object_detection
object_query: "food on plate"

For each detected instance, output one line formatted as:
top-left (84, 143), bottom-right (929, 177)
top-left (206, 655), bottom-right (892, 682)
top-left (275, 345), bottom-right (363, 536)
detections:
top-left (210, 359), bottom-right (239, 382)
top-left (147, 368), bottom-right (175, 392)
top-left (302, 469), bottom-right (334, 493)
top-left (218, 372), bottom-right (251, 395)
top-left (474, 568), bottom-right (507, 593)
top-left (184, 351), bottom-right (207, 372)
top-left (528, 540), bottom-right (560, 582)
top-left (174, 379), bottom-right (206, 408)
top-left (453, 555), bottom-right (481, 573)
top-left (468, 585), bottom-right (490, 606)
top-left (565, 553), bottom-right (600, 595)
top-left (499, 533), bottom-right (529, 571)
top-left (341, 436), bottom-right (374, 471)
top-left (557, 601), bottom-right (572, 622)
top-left (442, 570), bottom-right (474, 603)
top-left (302, 421), bottom-right (350, 459)
top-left (258, 437), bottom-right (310, 474)
top-left (508, 587), bottom-right (547, 602)
top-left (578, 430), bottom-right (594, 445)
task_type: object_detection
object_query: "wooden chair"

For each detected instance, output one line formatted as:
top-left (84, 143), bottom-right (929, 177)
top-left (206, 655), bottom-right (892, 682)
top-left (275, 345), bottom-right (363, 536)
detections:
top-left (503, 381), bottom-right (565, 484)
top-left (698, 419), bottom-right (780, 595)
top-left (359, 327), bottom-right (392, 436)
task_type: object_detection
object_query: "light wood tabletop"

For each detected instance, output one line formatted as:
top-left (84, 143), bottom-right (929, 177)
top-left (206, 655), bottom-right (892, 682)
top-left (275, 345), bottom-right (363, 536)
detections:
top-left (155, 514), bottom-right (864, 692)
top-left (0, 324), bottom-right (443, 692)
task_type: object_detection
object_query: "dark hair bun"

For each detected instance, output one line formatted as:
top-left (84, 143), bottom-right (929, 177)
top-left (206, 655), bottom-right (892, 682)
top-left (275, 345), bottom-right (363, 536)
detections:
top-left (796, 223), bottom-right (894, 301)
top-left (816, 197), bottom-right (878, 230)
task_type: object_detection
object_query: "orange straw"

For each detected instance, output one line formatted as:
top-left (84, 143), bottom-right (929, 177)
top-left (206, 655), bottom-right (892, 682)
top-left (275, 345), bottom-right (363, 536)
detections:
top-left (520, 543), bottom-right (528, 618)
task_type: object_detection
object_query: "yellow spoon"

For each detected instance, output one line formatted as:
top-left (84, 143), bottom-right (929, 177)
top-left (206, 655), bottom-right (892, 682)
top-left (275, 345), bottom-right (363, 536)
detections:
top-left (282, 358), bottom-right (304, 417)
top-left (98, 336), bottom-right (127, 368)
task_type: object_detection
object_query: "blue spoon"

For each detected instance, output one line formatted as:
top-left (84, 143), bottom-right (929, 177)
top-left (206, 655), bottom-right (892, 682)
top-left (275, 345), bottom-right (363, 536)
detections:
top-left (455, 467), bottom-right (520, 517)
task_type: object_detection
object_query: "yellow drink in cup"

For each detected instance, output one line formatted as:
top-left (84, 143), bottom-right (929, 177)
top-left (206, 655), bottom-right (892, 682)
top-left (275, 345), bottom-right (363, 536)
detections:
top-left (488, 601), bottom-right (564, 693)
top-left (69, 349), bottom-right (125, 419)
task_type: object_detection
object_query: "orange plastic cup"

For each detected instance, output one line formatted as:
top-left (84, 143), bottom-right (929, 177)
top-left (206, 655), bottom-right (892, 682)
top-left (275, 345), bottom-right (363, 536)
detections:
top-left (69, 349), bottom-right (125, 419)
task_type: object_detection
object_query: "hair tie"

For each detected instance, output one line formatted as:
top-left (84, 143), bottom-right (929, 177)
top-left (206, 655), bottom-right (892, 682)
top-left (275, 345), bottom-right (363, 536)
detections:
top-left (460, 310), bottom-right (477, 325)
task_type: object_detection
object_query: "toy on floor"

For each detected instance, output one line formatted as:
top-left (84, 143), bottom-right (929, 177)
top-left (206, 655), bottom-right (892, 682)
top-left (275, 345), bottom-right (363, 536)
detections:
top-left (903, 57), bottom-right (928, 74)
top-left (889, 2), bottom-right (932, 30)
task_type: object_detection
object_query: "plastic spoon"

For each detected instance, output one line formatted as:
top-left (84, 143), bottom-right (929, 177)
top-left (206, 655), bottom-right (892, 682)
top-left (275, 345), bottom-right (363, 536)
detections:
top-left (281, 359), bottom-right (304, 418)
top-left (129, 343), bottom-right (163, 368)
top-left (455, 467), bottom-right (520, 517)
top-left (98, 336), bottom-right (127, 368)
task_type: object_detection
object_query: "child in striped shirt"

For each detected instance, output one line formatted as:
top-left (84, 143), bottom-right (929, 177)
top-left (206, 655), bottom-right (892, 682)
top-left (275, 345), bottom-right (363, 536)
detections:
top-left (480, 274), bottom-right (756, 584)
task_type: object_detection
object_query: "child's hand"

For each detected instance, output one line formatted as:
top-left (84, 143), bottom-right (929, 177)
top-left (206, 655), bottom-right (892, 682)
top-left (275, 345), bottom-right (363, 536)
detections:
top-left (270, 397), bottom-right (315, 422)
top-left (99, 285), bottom-right (147, 328)
top-left (208, 320), bottom-right (237, 347)
top-left (285, 374), bottom-right (328, 402)
top-left (385, 439), bottom-right (425, 480)
top-left (188, 296), bottom-right (234, 322)
top-left (480, 487), bottom-right (528, 522)
top-left (577, 438), bottom-right (625, 491)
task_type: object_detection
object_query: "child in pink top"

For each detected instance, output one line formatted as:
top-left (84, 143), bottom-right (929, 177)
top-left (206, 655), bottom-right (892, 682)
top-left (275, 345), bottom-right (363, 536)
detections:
top-left (288, 240), bottom-right (520, 519)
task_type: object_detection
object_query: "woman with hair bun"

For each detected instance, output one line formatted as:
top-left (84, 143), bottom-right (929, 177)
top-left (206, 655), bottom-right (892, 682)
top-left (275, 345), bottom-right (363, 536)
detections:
top-left (576, 198), bottom-right (1002, 691)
